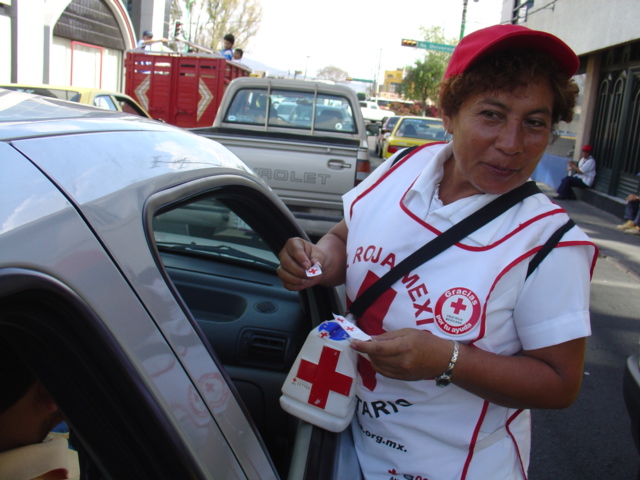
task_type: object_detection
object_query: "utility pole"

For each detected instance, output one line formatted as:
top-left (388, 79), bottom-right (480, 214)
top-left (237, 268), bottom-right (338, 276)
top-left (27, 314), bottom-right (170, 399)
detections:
top-left (373, 49), bottom-right (382, 96)
top-left (459, 0), bottom-right (479, 40)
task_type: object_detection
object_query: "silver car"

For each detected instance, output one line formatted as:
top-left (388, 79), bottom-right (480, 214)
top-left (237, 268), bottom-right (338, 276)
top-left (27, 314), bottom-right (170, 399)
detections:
top-left (0, 89), bottom-right (360, 479)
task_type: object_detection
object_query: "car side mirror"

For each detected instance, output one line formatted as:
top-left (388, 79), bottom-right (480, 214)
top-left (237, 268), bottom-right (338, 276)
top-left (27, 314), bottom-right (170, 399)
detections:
top-left (365, 123), bottom-right (380, 136)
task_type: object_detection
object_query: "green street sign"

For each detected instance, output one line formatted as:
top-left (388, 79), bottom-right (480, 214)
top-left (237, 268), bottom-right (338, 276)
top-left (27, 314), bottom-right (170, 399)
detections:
top-left (346, 77), bottom-right (374, 83)
top-left (402, 39), bottom-right (455, 54)
top-left (416, 41), bottom-right (455, 53)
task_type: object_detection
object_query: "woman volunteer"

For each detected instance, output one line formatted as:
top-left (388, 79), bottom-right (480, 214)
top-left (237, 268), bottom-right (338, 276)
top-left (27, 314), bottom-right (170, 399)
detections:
top-left (277, 24), bottom-right (597, 480)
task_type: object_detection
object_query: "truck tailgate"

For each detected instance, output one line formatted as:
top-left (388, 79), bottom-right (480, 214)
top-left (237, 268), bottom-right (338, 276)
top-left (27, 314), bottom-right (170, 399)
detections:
top-left (199, 131), bottom-right (364, 212)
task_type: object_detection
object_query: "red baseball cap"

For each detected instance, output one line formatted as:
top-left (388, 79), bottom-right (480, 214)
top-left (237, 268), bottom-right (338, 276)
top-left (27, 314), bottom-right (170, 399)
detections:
top-left (444, 24), bottom-right (579, 80)
top-left (582, 145), bottom-right (593, 152)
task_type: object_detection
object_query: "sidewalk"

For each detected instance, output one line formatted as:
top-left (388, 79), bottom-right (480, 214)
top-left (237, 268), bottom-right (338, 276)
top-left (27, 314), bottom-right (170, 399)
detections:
top-left (537, 182), bottom-right (640, 281)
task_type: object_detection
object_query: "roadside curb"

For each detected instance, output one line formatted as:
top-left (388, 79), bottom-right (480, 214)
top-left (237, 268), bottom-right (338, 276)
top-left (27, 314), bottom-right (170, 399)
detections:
top-left (601, 253), bottom-right (640, 283)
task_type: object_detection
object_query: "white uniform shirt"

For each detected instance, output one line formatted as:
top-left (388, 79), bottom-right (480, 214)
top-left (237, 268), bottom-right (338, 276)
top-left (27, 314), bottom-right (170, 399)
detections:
top-left (576, 155), bottom-right (596, 187)
top-left (343, 143), bottom-right (597, 480)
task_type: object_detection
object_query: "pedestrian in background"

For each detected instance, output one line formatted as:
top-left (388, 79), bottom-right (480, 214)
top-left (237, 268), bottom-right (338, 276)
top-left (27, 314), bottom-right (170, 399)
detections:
top-left (616, 193), bottom-right (640, 234)
top-left (136, 30), bottom-right (168, 51)
top-left (555, 145), bottom-right (597, 199)
top-left (221, 34), bottom-right (234, 60)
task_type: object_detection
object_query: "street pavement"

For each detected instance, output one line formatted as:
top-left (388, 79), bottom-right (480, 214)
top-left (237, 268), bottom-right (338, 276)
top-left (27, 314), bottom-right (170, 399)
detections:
top-left (532, 182), bottom-right (640, 480)
top-left (537, 182), bottom-right (640, 282)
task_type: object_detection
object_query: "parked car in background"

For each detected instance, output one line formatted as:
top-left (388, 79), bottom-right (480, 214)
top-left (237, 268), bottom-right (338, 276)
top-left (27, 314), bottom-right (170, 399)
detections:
top-left (273, 101), bottom-right (298, 121)
top-left (0, 83), bottom-right (152, 118)
top-left (0, 89), bottom-right (360, 479)
top-left (381, 116), bottom-right (448, 159)
top-left (375, 115), bottom-right (401, 157)
top-left (359, 100), bottom-right (389, 124)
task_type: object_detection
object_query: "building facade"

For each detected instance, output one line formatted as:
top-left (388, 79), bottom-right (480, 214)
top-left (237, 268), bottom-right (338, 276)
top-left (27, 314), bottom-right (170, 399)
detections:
top-left (1, 0), bottom-right (169, 91)
top-left (502, 0), bottom-right (640, 199)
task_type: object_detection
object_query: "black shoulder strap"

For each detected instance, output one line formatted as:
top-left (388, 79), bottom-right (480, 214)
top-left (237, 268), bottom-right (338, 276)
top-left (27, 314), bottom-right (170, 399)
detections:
top-left (391, 145), bottom-right (419, 166)
top-left (348, 181), bottom-right (542, 319)
top-left (526, 219), bottom-right (576, 278)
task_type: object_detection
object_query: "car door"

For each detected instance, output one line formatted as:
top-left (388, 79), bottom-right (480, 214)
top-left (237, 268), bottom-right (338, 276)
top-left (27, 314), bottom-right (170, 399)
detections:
top-left (10, 126), bottom-right (361, 478)
top-left (144, 180), bottom-right (361, 479)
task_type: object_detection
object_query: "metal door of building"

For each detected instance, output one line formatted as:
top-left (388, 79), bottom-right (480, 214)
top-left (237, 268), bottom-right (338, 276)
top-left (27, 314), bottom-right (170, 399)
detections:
top-left (591, 42), bottom-right (640, 199)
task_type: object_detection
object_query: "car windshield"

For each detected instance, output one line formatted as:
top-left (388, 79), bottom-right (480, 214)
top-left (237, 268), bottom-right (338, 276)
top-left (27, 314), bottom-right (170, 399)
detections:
top-left (152, 197), bottom-right (279, 270)
top-left (395, 118), bottom-right (446, 141)
top-left (0, 85), bottom-right (81, 102)
top-left (225, 87), bottom-right (356, 133)
top-left (387, 117), bottom-right (400, 129)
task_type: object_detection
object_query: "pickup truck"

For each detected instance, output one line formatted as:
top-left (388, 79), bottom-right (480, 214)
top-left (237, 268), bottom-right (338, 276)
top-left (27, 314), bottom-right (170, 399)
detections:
top-left (192, 77), bottom-right (375, 237)
top-left (359, 100), bottom-right (391, 124)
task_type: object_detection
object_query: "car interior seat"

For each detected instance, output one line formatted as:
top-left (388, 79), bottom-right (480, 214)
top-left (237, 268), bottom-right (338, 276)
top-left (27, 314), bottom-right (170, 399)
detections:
top-left (316, 110), bottom-right (343, 130)
top-left (402, 124), bottom-right (418, 137)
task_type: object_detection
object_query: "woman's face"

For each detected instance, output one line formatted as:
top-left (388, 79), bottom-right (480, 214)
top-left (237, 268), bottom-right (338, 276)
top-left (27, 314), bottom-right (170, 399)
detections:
top-left (441, 80), bottom-right (554, 199)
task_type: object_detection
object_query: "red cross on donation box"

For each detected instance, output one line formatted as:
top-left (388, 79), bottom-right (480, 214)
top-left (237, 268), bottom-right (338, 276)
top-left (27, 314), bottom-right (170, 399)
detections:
top-left (296, 346), bottom-right (353, 409)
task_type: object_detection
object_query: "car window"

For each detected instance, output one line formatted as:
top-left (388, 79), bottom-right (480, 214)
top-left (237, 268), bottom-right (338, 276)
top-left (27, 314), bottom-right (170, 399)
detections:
top-left (153, 197), bottom-right (279, 269)
top-left (150, 191), bottom-right (321, 476)
top-left (225, 88), bottom-right (270, 125)
top-left (396, 118), bottom-right (446, 140)
top-left (225, 87), bottom-right (357, 133)
top-left (115, 95), bottom-right (148, 117)
top-left (94, 95), bottom-right (118, 111)
top-left (314, 94), bottom-right (355, 133)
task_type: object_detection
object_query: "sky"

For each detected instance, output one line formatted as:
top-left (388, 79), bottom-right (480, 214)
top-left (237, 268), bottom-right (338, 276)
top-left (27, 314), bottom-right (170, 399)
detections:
top-left (243, 0), bottom-right (505, 81)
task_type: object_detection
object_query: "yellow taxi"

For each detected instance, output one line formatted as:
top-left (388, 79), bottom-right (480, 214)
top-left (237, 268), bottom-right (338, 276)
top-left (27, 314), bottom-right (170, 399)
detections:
top-left (381, 116), bottom-right (448, 159)
top-left (0, 83), bottom-right (152, 118)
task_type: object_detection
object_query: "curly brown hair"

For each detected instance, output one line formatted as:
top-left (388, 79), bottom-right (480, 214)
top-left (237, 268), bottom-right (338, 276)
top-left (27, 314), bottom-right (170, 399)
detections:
top-left (439, 49), bottom-right (579, 125)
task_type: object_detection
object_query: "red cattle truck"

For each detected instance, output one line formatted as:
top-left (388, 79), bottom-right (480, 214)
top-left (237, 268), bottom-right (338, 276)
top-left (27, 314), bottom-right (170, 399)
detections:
top-left (124, 48), bottom-right (250, 128)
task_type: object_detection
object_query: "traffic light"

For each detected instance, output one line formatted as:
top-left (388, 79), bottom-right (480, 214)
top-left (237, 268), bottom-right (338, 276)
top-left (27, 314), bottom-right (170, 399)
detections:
top-left (401, 39), bottom-right (417, 47)
top-left (174, 21), bottom-right (182, 37)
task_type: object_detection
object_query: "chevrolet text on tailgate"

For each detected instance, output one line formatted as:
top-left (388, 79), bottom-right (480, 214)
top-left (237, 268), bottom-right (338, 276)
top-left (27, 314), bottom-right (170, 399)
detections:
top-left (191, 77), bottom-right (373, 237)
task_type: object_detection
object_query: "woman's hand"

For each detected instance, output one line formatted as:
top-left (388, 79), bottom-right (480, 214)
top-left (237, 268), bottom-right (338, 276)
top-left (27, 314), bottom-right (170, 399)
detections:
top-left (277, 220), bottom-right (349, 291)
top-left (277, 237), bottom-right (323, 291)
top-left (351, 329), bottom-right (453, 381)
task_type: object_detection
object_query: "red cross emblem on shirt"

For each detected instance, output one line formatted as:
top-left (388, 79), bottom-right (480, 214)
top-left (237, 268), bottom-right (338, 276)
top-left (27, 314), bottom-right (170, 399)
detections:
top-left (450, 297), bottom-right (467, 315)
top-left (295, 346), bottom-right (353, 409)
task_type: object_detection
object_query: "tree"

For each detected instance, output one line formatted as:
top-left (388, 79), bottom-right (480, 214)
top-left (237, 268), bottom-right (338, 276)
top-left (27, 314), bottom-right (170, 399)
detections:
top-left (400, 26), bottom-right (456, 116)
top-left (172, 0), bottom-right (262, 53)
top-left (316, 65), bottom-right (349, 83)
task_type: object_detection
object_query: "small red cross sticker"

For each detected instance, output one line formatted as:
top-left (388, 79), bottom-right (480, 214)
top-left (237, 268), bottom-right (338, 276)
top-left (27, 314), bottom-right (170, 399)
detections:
top-left (305, 262), bottom-right (322, 277)
top-left (296, 346), bottom-right (353, 409)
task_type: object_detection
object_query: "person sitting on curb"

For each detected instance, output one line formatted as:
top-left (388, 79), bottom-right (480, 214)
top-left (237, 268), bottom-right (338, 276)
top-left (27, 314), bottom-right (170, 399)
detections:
top-left (616, 193), bottom-right (640, 234)
top-left (554, 145), bottom-right (597, 199)
top-left (0, 340), bottom-right (79, 480)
